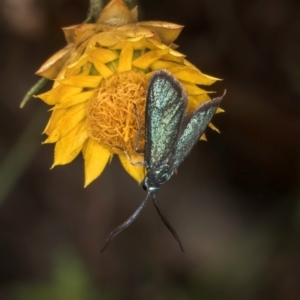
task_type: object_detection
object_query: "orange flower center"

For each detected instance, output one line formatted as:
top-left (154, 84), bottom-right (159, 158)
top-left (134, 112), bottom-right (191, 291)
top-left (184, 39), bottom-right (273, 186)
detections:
top-left (86, 71), bottom-right (147, 155)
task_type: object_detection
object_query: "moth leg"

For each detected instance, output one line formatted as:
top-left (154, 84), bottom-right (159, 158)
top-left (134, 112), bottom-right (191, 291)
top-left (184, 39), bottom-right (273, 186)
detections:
top-left (124, 150), bottom-right (145, 166)
top-left (133, 103), bottom-right (144, 154)
top-left (115, 146), bottom-right (145, 166)
top-left (152, 195), bottom-right (185, 252)
top-left (101, 192), bottom-right (151, 252)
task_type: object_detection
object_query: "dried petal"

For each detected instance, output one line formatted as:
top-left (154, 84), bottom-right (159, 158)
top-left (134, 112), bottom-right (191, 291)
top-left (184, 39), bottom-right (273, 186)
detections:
top-left (112, 36), bottom-right (155, 50)
top-left (97, 0), bottom-right (134, 26)
top-left (35, 45), bottom-right (73, 79)
top-left (137, 21), bottom-right (184, 45)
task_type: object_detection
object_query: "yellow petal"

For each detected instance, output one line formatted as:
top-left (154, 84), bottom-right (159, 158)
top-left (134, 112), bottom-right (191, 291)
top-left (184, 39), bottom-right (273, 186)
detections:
top-left (81, 62), bottom-right (93, 75)
top-left (208, 122), bottom-right (220, 133)
top-left (144, 70), bottom-right (157, 80)
top-left (161, 53), bottom-right (185, 64)
top-left (55, 90), bottom-right (97, 109)
top-left (88, 57), bottom-right (114, 78)
top-left (64, 53), bottom-right (89, 77)
top-left (151, 60), bottom-right (221, 85)
top-left (119, 154), bottom-right (146, 184)
top-left (89, 47), bottom-right (118, 63)
top-left (183, 59), bottom-right (197, 68)
top-left (35, 45), bottom-right (73, 79)
top-left (43, 108), bottom-right (67, 136)
top-left (172, 67), bottom-right (221, 85)
top-left (132, 48), bottom-right (169, 70)
top-left (44, 104), bottom-right (86, 143)
top-left (82, 138), bottom-right (112, 187)
top-left (181, 81), bottom-right (212, 95)
top-left (118, 42), bottom-right (133, 72)
top-left (200, 133), bottom-right (207, 141)
top-left (149, 40), bottom-right (186, 58)
top-left (36, 85), bottom-right (82, 105)
top-left (137, 21), bottom-right (184, 45)
top-left (52, 120), bottom-right (88, 167)
top-left (216, 107), bottom-right (225, 113)
top-left (150, 60), bottom-right (184, 71)
top-left (187, 94), bottom-right (211, 112)
top-left (58, 75), bottom-right (103, 88)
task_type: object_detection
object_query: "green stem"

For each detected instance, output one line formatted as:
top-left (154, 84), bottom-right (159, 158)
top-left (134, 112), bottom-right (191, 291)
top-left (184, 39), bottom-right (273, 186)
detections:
top-left (20, 77), bottom-right (48, 108)
top-left (84, 0), bottom-right (104, 23)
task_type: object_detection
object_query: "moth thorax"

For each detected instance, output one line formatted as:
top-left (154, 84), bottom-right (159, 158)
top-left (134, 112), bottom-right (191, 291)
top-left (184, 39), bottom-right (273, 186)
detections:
top-left (147, 164), bottom-right (171, 188)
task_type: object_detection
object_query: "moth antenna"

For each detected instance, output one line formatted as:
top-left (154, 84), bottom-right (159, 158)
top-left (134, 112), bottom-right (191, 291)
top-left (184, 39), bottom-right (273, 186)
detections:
top-left (101, 192), bottom-right (151, 252)
top-left (152, 195), bottom-right (185, 252)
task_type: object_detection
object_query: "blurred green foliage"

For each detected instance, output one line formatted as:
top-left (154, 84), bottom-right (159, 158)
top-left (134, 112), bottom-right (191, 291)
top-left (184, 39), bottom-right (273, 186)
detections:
top-left (10, 249), bottom-right (119, 300)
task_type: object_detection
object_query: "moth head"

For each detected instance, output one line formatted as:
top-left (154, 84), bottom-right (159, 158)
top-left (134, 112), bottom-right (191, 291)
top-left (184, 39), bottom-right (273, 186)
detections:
top-left (142, 181), bottom-right (147, 191)
top-left (142, 177), bottom-right (159, 194)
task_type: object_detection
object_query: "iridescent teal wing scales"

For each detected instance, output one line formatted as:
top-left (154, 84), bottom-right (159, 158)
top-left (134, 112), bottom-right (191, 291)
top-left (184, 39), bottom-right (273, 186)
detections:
top-left (145, 71), bottom-right (187, 170)
top-left (171, 93), bottom-right (225, 172)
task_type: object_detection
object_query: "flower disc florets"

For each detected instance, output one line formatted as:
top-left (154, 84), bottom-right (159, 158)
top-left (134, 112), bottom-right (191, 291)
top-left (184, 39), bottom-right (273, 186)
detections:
top-left (87, 71), bottom-right (146, 155)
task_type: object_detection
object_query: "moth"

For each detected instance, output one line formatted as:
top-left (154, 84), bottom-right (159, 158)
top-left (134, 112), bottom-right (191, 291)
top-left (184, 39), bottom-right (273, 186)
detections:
top-left (101, 70), bottom-right (225, 252)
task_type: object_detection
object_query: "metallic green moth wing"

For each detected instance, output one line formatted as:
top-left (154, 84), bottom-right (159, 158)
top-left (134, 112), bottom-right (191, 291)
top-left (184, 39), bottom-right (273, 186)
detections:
top-left (145, 70), bottom-right (187, 172)
top-left (171, 92), bottom-right (225, 172)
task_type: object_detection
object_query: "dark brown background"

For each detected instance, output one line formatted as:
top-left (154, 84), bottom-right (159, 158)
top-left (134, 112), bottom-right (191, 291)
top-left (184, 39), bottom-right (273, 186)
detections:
top-left (0, 0), bottom-right (300, 299)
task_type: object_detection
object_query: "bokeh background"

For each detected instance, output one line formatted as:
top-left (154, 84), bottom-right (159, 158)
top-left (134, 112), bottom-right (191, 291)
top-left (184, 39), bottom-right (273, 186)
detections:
top-left (1, 0), bottom-right (300, 299)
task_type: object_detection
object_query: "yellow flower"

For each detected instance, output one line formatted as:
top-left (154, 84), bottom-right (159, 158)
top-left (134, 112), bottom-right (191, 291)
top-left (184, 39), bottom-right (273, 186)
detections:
top-left (35, 0), bottom-right (223, 187)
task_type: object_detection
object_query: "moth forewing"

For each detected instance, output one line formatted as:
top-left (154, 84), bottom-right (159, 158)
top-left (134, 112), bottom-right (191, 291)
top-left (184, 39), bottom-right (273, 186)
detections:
top-left (171, 93), bottom-right (225, 172)
top-left (145, 70), bottom-right (188, 170)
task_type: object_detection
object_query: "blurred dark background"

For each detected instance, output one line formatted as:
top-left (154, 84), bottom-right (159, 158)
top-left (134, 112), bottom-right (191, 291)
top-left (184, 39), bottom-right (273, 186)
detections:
top-left (0, 0), bottom-right (300, 299)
